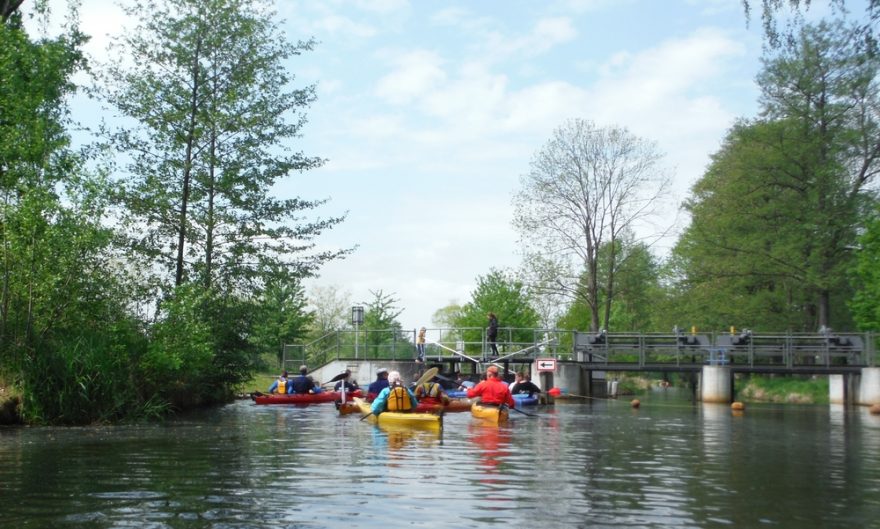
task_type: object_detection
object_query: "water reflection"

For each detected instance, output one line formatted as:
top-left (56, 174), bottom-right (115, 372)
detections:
top-left (1, 397), bottom-right (880, 528)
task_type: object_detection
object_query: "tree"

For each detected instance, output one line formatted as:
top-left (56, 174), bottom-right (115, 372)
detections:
top-left (308, 284), bottom-right (352, 334)
top-left (453, 269), bottom-right (540, 354)
top-left (513, 119), bottom-right (671, 332)
top-left (673, 21), bottom-right (878, 331)
top-left (252, 271), bottom-right (314, 365)
top-left (100, 0), bottom-right (348, 297)
top-left (361, 290), bottom-right (406, 359)
top-left (850, 210), bottom-right (880, 330)
top-left (742, 1), bottom-right (878, 49)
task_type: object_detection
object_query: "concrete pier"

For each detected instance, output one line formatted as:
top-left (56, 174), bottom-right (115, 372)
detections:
top-left (859, 367), bottom-right (880, 406)
top-left (701, 366), bottom-right (732, 403)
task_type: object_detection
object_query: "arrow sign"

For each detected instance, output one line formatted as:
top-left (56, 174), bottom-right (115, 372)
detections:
top-left (536, 358), bottom-right (556, 372)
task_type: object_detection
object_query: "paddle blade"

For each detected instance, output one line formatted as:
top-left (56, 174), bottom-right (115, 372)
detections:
top-left (328, 371), bottom-right (349, 383)
top-left (414, 367), bottom-right (439, 387)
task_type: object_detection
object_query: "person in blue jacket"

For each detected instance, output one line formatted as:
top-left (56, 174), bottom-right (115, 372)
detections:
top-left (367, 368), bottom-right (390, 399)
top-left (267, 371), bottom-right (289, 394)
top-left (290, 365), bottom-right (322, 394)
top-left (371, 371), bottom-right (418, 415)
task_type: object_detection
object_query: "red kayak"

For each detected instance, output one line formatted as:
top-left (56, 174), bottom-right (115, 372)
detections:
top-left (253, 390), bottom-right (362, 405)
top-left (415, 397), bottom-right (473, 414)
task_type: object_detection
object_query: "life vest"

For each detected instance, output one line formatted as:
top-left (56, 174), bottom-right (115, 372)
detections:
top-left (416, 382), bottom-right (441, 398)
top-left (386, 386), bottom-right (412, 412)
top-left (276, 378), bottom-right (287, 394)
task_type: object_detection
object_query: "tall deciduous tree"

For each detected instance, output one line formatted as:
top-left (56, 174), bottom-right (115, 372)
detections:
top-left (100, 0), bottom-right (348, 297)
top-left (513, 119), bottom-right (670, 332)
top-left (673, 21), bottom-right (879, 331)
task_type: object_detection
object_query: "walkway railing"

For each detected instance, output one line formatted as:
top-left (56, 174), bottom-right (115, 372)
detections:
top-left (282, 328), bottom-right (878, 372)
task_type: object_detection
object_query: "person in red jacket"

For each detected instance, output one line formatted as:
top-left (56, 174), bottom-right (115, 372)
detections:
top-left (466, 365), bottom-right (515, 407)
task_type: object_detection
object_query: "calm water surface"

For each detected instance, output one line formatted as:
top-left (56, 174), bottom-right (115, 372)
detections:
top-left (1, 389), bottom-right (879, 528)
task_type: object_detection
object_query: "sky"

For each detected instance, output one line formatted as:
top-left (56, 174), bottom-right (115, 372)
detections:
top-left (28, 0), bottom-right (863, 333)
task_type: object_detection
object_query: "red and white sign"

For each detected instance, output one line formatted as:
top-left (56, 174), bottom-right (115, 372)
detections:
top-left (536, 358), bottom-right (557, 372)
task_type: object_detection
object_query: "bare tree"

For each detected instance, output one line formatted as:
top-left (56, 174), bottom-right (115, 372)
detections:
top-left (513, 119), bottom-right (671, 332)
top-left (308, 285), bottom-right (352, 334)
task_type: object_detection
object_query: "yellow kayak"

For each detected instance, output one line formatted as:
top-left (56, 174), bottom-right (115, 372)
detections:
top-left (354, 397), bottom-right (442, 431)
top-left (471, 402), bottom-right (509, 424)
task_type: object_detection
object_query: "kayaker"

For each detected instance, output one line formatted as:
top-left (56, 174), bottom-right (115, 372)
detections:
top-left (267, 371), bottom-right (289, 394)
top-left (334, 369), bottom-right (359, 392)
top-left (466, 365), bottom-right (515, 407)
top-left (511, 373), bottom-right (542, 397)
top-left (455, 371), bottom-right (476, 389)
top-left (367, 368), bottom-right (389, 400)
top-left (414, 378), bottom-right (450, 406)
top-left (290, 365), bottom-right (319, 394)
top-left (508, 371), bottom-right (524, 390)
top-left (371, 370), bottom-right (418, 415)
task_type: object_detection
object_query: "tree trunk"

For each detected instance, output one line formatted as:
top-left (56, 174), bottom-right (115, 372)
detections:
top-left (175, 36), bottom-right (202, 287)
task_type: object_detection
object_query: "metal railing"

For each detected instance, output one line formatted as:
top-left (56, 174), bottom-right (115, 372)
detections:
top-left (283, 328), bottom-right (878, 372)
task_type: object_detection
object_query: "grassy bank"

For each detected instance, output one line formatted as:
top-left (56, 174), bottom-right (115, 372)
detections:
top-left (736, 375), bottom-right (828, 404)
top-left (609, 373), bottom-right (828, 405)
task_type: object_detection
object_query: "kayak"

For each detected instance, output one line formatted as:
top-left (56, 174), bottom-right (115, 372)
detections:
top-left (253, 390), bottom-right (362, 405)
top-left (354, 397), bottom-right (442, 431)
top-left (471, 402), bottom-right (509, 424)
top-left (414, 397), bottom-right (473, 414)
top-left (513, 394), bottom-right (539, 406)
top-left (337, 401), bottom-right (361, 415)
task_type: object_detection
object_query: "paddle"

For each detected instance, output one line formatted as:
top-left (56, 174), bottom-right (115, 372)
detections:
top-left (509, 405), bottom-right (538, 417)
top-left (413, 367), bottom-right (439, 388)
top-left (434, 372), bottom-right (467, 389)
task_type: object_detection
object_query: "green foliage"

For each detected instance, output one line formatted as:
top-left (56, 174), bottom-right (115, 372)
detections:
top-left (737, 375), bottom-right (829, 404)
top-left (454, 269), bottom-right (540, 354)
top-left (251, 272), bottom-right (314, 365)
top-left (850, 210), bottom-right (880, 331)
top-left (670, 21), bottom-right (877, 332)
top-left (101, 0), bottom-right (349, 294)
top-left (360, 290), bottom-right (409, 359)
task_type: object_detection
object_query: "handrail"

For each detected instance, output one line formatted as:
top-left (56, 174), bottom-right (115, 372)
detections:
top-left (282, 328), bottom-right (877, 371)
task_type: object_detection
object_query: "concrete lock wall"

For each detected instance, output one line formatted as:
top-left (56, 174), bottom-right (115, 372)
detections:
top-left (859, 367), bottom-right (880, 406)
top-left (829, 374), bottom-right (846, 405)
top-left (701, 366), bottom-right (732, 403)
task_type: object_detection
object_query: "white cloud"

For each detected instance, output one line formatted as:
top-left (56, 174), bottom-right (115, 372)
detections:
top-left (353, 0), bottom-right (411, 13)
top-left (312, 15), bottom-right (378, 38)
top-left (375, 50), bottom-right (447, 104)
top-left (483, 16), bottom-right (578, 59)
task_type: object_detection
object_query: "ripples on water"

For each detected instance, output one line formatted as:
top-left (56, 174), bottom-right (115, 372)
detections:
top-left (1, 390), bottom-right (879, 528)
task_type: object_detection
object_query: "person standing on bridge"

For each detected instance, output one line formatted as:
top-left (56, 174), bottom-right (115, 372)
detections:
top-left (487, 312), bottom-right (499, 358)
top-left (416, 326), bottom-right (427, 363)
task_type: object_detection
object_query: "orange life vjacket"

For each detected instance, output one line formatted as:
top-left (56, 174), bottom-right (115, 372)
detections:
top-left (387, 386), bottom-right (412, 411)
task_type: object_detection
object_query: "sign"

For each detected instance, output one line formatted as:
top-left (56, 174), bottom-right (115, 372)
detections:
top-left (536, 358), bottom-right (556, 372)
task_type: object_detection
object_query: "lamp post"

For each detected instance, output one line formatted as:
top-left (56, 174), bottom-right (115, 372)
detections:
top-left (352, 306), bottom-right (364, 359)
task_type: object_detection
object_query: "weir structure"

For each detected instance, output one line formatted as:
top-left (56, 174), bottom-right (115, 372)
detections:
top-left (285, 327), bottom-right (880, 407)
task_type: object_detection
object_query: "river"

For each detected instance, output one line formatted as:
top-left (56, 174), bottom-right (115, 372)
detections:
top-left (1, 389), bottom-right (879, 528)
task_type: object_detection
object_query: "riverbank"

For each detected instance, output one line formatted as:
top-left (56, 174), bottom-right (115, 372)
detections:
top-left (613, 373), bottom-right (829, 405)
top-left (0, 382), bottom-right (22, 425)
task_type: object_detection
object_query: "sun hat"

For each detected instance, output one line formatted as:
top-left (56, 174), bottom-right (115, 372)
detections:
top-left (388, 371), bottom-right (401, 385)
top-left (376, 368), bottom-right (388, 375)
